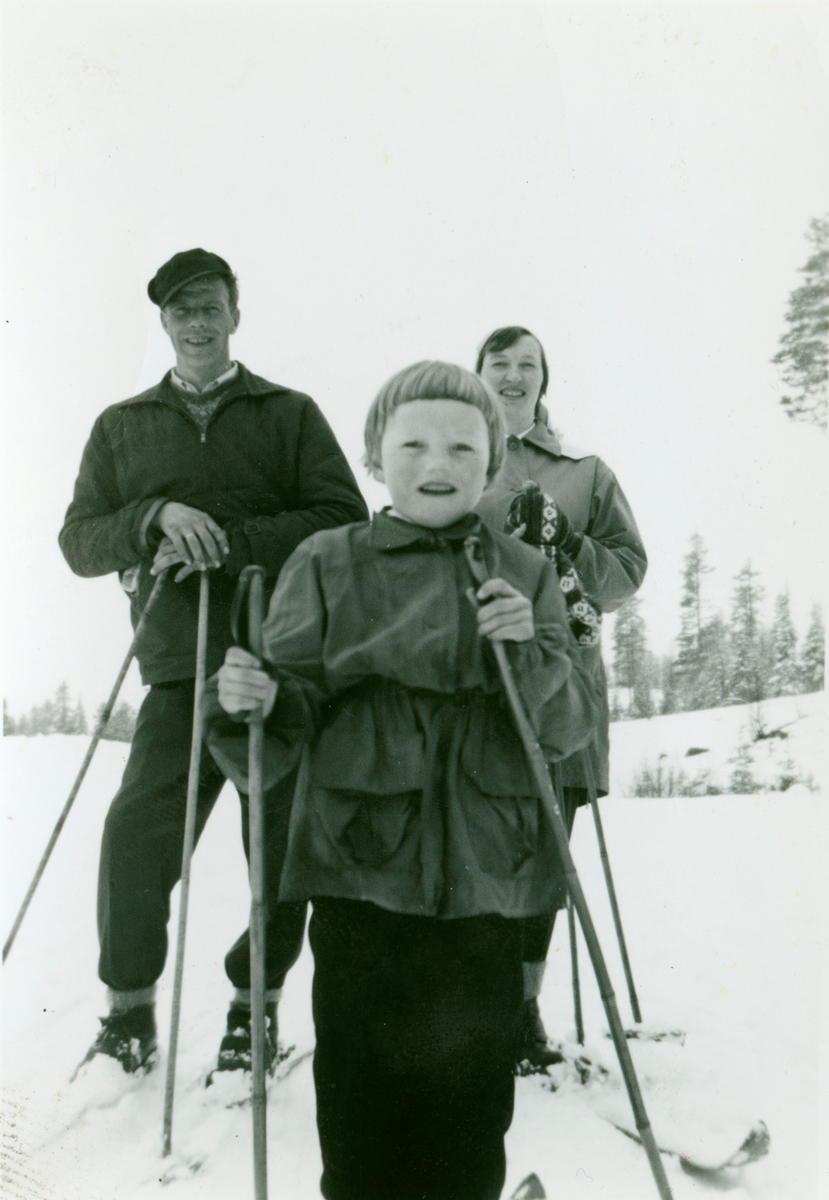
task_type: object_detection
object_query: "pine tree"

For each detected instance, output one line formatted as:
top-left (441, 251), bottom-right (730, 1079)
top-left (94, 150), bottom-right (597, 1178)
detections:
top-left (658, 655), bottom-right (678, 715)
top-left (772, 214), bottom-right (829, 428)
top-left (800, 605), bottom-right (825, 692)
top-left (674, 534), bottom-right (713, 710)
top-left (53, 682), bottom-right (73, 734)
top-left (612, 597), bottom-right (653, 718)
top-left (696, 613), bottom-right (732, 709)
top-left (767, 591), bottom-right (799, 696)
top-left (70, 699), bottom-right (88, 735)
top-left (29, 699), bottom-right (57, 735)
top-left (94, 700), bottom-right (137, 742)
top-left (729, 563), bottom-right (765, 703)
top-left (3, 699), bottom-right (16, 735)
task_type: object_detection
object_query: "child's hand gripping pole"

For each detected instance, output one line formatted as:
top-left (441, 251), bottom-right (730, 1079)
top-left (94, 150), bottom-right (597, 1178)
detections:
top-left (463, 536), bottom-right (672, 1200)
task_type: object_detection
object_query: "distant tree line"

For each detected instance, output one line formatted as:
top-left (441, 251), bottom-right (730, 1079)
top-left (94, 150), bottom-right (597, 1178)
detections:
top-left (3, 683), bottom-right (137, 742)
top-left (611, 533), bottom-right (824, 720)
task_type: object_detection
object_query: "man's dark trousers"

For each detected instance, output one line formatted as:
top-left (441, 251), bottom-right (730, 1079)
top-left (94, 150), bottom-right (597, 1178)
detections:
top-left (520, 785), bottom-right (584, 962)
top-left (97, 680), bottom-right (306, 993)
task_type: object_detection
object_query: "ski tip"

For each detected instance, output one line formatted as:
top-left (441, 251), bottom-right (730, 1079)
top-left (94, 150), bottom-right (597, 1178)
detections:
top-left (679, 1119), bottom-right (771, 1178)
top-left (605, 1025), bottom-right (687, 1046)
top-left (509, 1172), bottom-right (546, 1200)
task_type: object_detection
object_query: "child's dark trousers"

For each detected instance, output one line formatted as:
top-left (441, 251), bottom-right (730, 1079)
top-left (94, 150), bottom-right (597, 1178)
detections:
top-left (309, 897), bottom-right (524, 1200)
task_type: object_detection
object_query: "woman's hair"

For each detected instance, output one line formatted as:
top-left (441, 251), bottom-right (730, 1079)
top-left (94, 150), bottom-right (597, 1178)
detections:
top-left (364, 360), bottom-right (505, 482)
top-left (475, 326), bottom-right (549, 400)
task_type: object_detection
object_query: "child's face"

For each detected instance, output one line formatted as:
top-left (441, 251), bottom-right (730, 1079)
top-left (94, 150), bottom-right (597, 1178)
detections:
top-left (377, 399), bottom-right (491, 528)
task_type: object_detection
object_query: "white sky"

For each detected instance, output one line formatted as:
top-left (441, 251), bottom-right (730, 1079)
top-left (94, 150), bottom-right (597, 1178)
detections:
top-left (3, 1), bottom-right (828, 715)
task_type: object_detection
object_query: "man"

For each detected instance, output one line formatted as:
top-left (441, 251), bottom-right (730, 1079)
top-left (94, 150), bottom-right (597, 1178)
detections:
top-left (60, 249), bottom-right (368, 1076)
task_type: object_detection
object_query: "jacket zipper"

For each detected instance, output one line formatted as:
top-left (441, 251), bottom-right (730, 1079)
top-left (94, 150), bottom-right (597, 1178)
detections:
top-left (158, 391), bottom-right (243, 445)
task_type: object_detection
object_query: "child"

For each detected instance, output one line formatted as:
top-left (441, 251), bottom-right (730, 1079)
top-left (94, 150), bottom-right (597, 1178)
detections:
top-left (206, 361), bottom-right (598, 1200)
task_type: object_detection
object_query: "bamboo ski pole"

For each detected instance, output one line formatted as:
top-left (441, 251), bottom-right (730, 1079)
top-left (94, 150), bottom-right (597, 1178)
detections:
top-left (566, 894), bottom-right (584, 1045)
top-left (244, 565), bottom-right (269, 1200)
top-left (550, 763), bottom-right (585, 1045)
top-left (464, 538), bottom-right (672, 1200)
top-left (589, 786), bottom-right (642, 1025)
top-left (162, 569), bottom-right (210, 1158)
top-left (3, 569), bottom-right (169, 964)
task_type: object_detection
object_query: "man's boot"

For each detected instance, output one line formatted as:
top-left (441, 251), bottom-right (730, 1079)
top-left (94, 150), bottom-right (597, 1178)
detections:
top-left (211, 990), bottom-right (280, 1077)
top-left (516, 997), bottom-right (565, 1071)
top-left (76, 988), bottom-right (158, 1077)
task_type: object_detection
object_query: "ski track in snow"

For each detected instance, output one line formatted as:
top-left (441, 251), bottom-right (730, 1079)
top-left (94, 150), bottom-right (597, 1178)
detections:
top-left (2, 693), bottom-right (826, 1199)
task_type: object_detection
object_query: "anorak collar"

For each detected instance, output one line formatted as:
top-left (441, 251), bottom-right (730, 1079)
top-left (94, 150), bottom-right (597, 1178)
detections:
top-left (370, 509), bottom-right (483, 552)
top-left (522, 402), bottom-right (562, 456)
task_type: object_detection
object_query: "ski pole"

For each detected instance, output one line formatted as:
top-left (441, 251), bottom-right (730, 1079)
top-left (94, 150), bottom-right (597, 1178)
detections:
top-left (566, 893), bottom-right (584, 1045)
top-left (586, 769), bottom-right (643, 1025)
top-left (3, 569), bottom-right (169, 964)
top-left (550, 762), bottom-right (585, 1045)
top-left (464, 537), bottom-right (672, 1200)
top-left (243, 565), bottom-right (269, 1200)
top-left (163, 569), bottom-right (210, 1158)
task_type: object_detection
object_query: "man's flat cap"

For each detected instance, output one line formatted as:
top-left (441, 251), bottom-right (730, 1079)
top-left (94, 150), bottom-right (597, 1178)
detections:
top-left (148, 248), bottom-right (235, 308)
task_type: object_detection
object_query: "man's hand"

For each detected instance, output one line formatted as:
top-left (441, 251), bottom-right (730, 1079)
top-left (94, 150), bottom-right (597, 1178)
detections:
top-left (217, 646), bottom-right (278, 719)
top-left (150, 502), bottom-right (230, 579)
top-left (472, 578), bottom-right (535, 643)
top-left (151, 537), bottom-right (202, 582)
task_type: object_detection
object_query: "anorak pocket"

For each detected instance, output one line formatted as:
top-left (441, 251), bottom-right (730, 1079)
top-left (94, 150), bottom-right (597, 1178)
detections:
top-left (312, 788), bottom-right (418, 868)
top-left (459, 784), bottom-right (540, 878)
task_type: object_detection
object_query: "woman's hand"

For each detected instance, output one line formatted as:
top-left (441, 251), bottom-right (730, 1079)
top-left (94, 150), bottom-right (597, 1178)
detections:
top-left (472, 578), bottom-right (534, 643)
top-left (217, 646), bottom-right (278, 718)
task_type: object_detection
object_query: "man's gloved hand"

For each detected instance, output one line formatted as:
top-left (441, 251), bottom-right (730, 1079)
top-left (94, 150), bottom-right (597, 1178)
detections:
top-left (505, 481), bottom-right (583, 561)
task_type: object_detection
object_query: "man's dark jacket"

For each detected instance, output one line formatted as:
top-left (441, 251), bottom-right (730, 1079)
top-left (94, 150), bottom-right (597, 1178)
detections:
top-left (59, 364), bottom-right (369, 684)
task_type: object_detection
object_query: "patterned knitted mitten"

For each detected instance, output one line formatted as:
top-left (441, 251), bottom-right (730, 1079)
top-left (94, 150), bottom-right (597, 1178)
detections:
top-left (505, 481), bottom-right (602, 648)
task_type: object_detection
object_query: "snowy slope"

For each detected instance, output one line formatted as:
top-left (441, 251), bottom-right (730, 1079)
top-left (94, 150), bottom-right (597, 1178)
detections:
top-left (2, 694), bottom-right (827, 1200)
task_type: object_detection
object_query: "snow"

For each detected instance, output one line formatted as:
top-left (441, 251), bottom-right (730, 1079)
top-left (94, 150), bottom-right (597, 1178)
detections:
top-left (2, 695), bottom-right (827, 1200)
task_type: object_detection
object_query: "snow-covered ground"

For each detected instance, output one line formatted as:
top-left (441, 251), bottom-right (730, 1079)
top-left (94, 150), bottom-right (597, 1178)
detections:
top-left (2, 693), bottom-right (827, 1200)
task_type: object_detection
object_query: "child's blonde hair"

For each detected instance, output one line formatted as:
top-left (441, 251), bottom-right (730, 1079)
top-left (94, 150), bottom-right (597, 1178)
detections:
top-left (364, 361), bottom-right (505, 482)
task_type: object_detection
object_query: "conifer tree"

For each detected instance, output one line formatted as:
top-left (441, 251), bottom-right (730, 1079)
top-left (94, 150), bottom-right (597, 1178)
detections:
top-left (612, 596), bottom-right (653, 718)
top-left (53, 682), bottom-right (73, 733)
top-left (29, 698), bottom-right (56, 735)
top-left (729, 563), bottom-right (765, 703)
top-left (674, 534), bottom-right (713, 710)
top-left (772, 214), bottom-right (829, 429)
top-left (696, 613), bottom-right (732, 709)
top-left (658, 655), bottom-right (678, 715)
top-left (800, 605), bottom-right (825, 692)
top-left (3, 699), bottom-right (16, 735)
top-left (71, 699), bottom-right (88, 735)
top-left (767, 590), bottom-right (799, 696)
top-left (94, 700), bottom-right (137, 742)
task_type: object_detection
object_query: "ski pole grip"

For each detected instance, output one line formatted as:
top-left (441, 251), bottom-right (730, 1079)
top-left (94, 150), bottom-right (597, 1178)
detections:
top-left (231, 564), bottom-right (266, 655)
top-left (245, 566), bottom-right (266, 662)
top-left (230, 570), bottom-right (250, 649)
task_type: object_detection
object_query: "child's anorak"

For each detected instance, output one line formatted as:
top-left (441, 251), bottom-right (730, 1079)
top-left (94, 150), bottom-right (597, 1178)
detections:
top-left (206, 511), bottom-right (599, 920)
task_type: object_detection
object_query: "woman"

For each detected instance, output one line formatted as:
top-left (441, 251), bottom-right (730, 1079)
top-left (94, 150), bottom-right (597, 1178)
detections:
top-left (475, 326), bottom-right (647, 1068)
